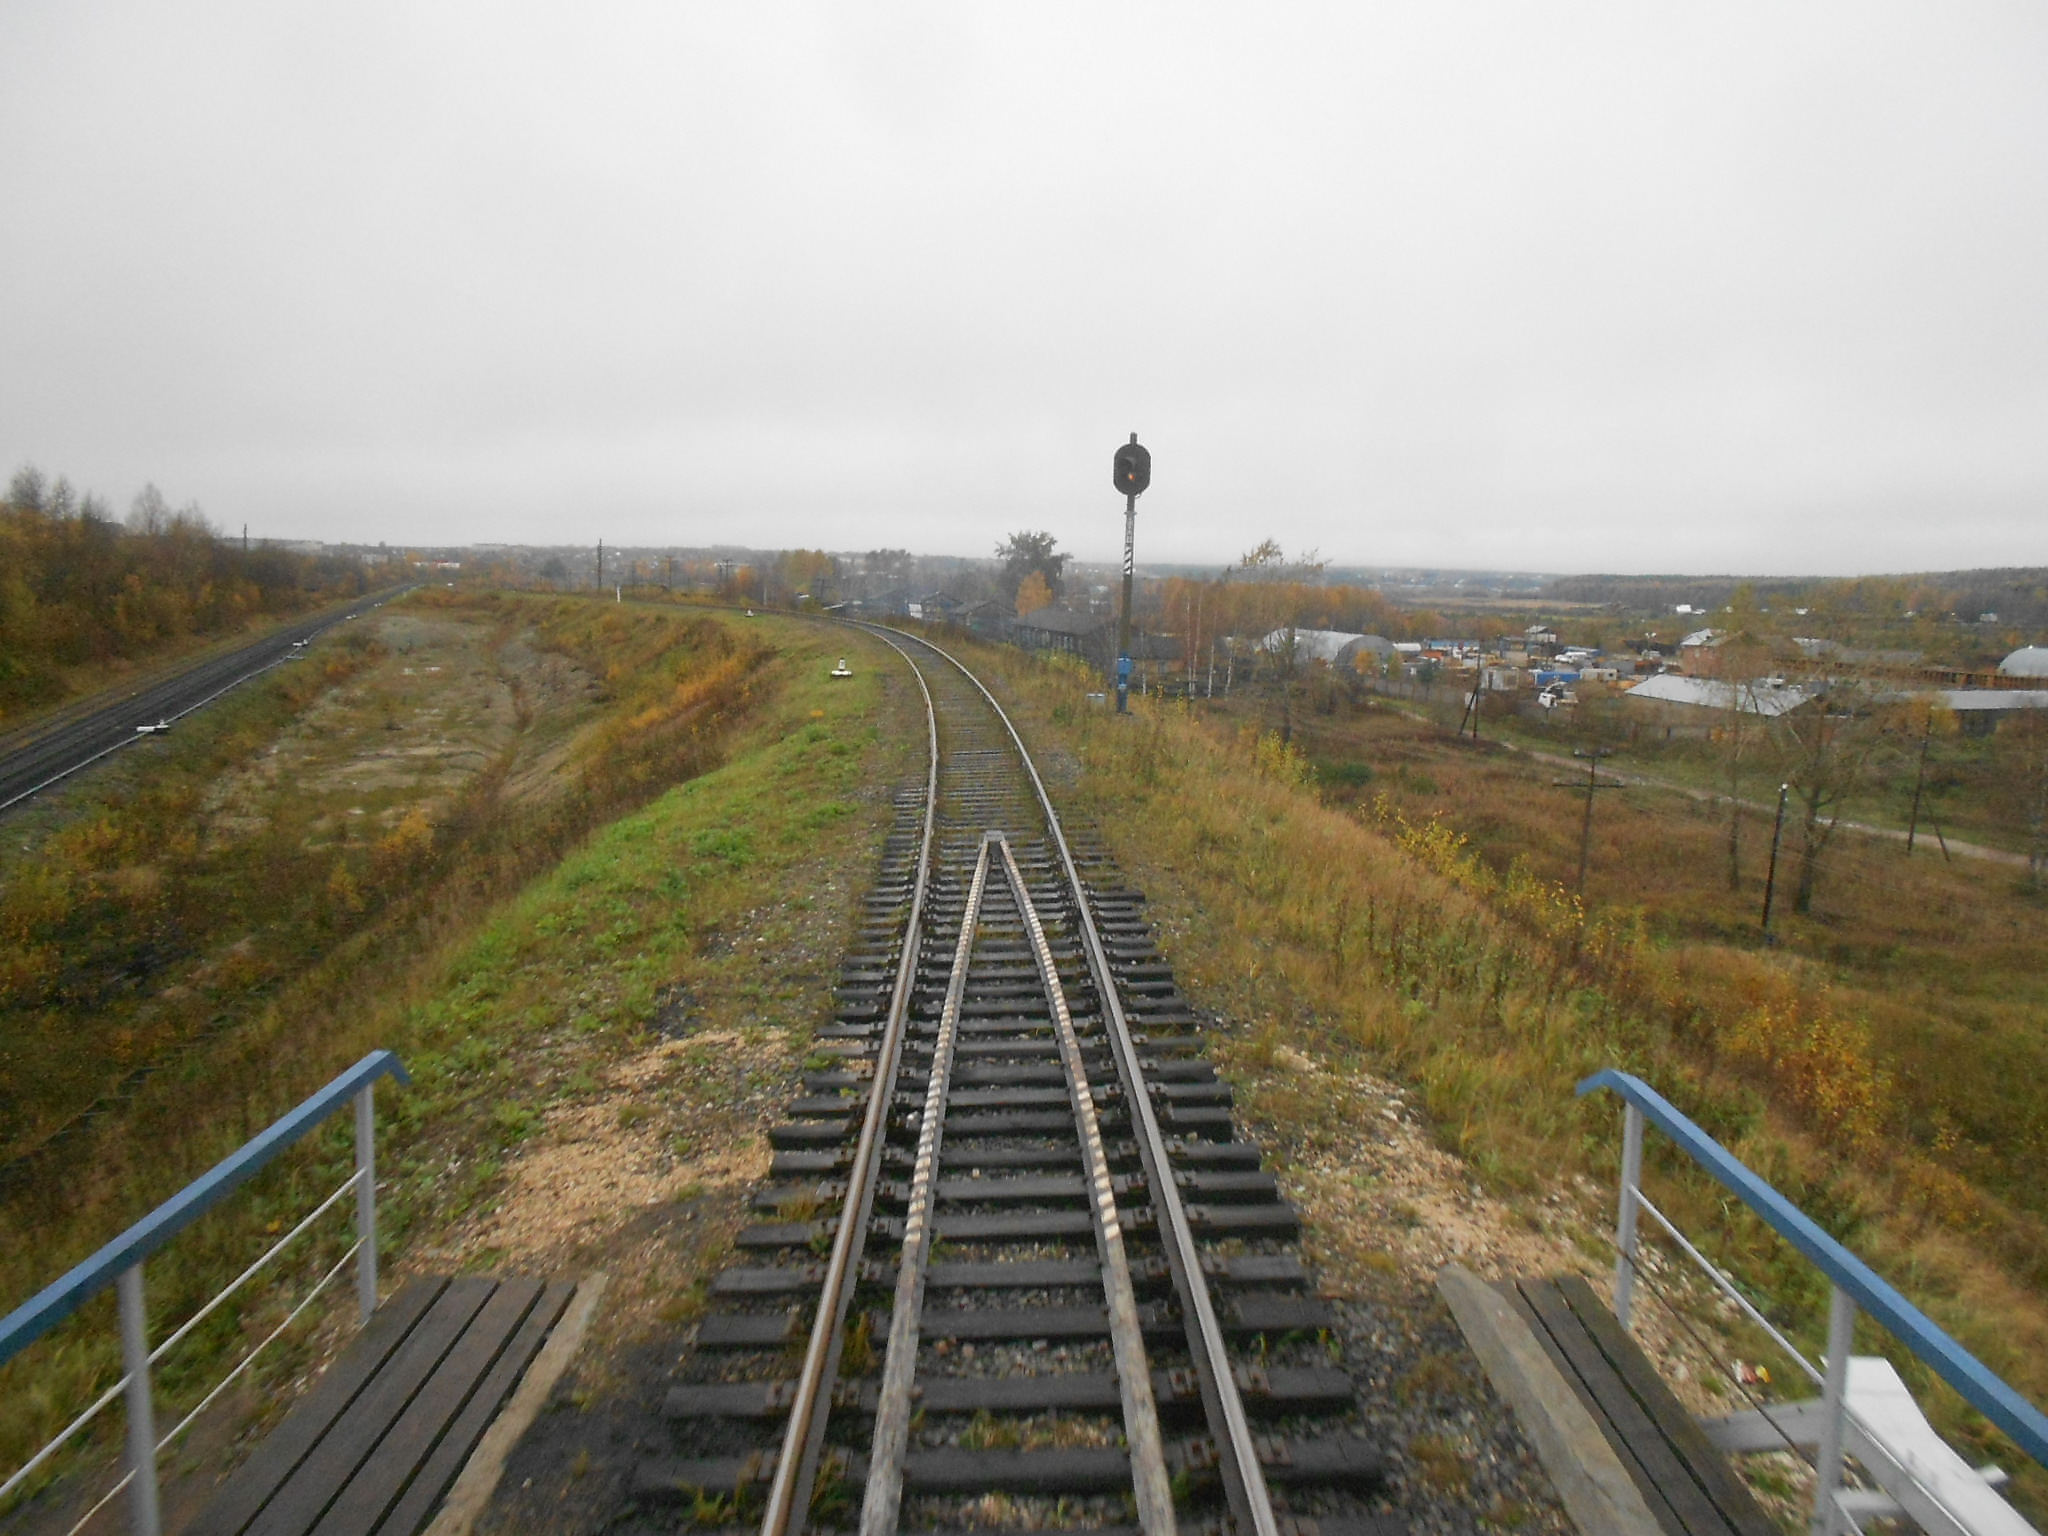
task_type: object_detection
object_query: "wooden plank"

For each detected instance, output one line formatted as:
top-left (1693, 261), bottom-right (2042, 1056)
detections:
top-left (1502, 1281), bottom-right (1693, 1536)
top-left (186, 1279), bottom-right (449, 1536)
top-left (243, 1278), bottom-right (496, 1536)
top-left (1442, 1266), bottom-right (1662, 1536)
top-left (376, 1280), bottom-right (575, 1536)
top-left (1520, 1280), bottom-right (1729, 1536)
top-left (1556, 1276), bottom-right (1780, 1536)
top-left (307, 1279), bottom-right (545, 1536)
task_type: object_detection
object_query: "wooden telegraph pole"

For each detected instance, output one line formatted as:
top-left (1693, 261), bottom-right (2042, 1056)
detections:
top-left (1759, 781), bottom-right (1790, 941)
top-left (1554, 747), bottom-right (1624, 897)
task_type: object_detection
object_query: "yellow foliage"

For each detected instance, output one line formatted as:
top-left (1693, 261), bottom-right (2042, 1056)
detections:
top-left (1242, 727), bottom-right (1312, 789)
top-left (1015, 571), bottom-right (1053, 617)
top-left (1726, 993), bottom-right (1888, 1147)
top-left (375, 809), bottom-right (434, 870)
top-left (327, 860), bottom-right (366, 915)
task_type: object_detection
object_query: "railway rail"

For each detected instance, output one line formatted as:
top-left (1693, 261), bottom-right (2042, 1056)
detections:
top-left (0, 585), bottom-right (411, 817)
top-left (635, 627), bottom-right (1392, 1536)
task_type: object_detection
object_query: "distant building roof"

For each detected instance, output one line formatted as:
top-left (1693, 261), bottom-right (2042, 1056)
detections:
top-left (1679, 628), bottom-right (1724, 649)
top-left (1940, 689), bottom-right (2048, 712)
top-left (1259, 629), bottom-right (1394, 664)
top-left (1622, 674), bottom-right (1813, 716)
top-left (1017, 606), bottom-right (1110, 638)
top-left (1999, 646), bottom-right (2048, 678)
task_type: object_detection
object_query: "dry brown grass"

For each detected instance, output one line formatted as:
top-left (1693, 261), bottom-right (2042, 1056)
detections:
top-left (928, 630), bottom-right (2048, 1516)
top-left (0, 597), bottom-right (885, 1509)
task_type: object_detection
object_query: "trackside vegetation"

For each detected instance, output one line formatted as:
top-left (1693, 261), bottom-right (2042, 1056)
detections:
top-left (935, 630), bottom-right (2048, 1520)
top-left (0, 601), bottom-right (912, 1514)
top-left (0, 483), bottom-right (371, 724)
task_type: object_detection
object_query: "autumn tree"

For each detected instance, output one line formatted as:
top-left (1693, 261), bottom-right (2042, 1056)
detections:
top-left (776, 548), bottom-right (838, 605)
top-left (996, 531), bottom-right (1067, 603)
top-left (0, 463), bottom-right (368, 719)
top-left (1015, 570), bottom-right (1054, 617)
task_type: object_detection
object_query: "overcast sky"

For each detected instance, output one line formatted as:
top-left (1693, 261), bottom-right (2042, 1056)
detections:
top-left (3, 3), bottom-right (2044, 575)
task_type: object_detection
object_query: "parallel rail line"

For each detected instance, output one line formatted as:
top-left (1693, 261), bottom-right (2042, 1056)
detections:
top-left (636, 627), bottom-right (1389, 1536)
top-left (0, 586), bottom-right (411, 818)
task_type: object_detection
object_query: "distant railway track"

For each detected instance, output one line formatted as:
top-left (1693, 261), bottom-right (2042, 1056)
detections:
top-left (0, 585), bottom-right (411, 817)
top-left (636, 626), bottom-right (1389, 1536)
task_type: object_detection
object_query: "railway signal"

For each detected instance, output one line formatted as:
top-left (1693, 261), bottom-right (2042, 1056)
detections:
top-left (1113, 434), bottom-right (1150, 714)
top-left (1113, 438), bottom-right (1151, 496)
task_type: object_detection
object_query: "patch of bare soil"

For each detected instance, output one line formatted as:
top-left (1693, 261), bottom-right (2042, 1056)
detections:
top-left (456, 862), bottom-right (907, 1536)
top-left (201, 614), bottom-right (602, 846)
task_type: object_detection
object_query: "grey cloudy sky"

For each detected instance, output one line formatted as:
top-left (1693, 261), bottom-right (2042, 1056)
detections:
top-left (3, 3), bottom-right (2044, 575)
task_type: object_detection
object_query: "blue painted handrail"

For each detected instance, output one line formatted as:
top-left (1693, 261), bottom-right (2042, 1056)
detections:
top-left (0, 1050), bottom-right (410, 1369)
top-left (1579, 1068), bottom-right (2048, 1468)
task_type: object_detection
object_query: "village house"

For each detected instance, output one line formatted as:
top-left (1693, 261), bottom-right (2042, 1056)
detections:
top-left (1015, 606), bottom-right (1114, 667)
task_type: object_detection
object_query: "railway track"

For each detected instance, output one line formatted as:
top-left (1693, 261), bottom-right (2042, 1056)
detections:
top-left (635, 628), bottom-right (1393, 1536)
top-left (0, 585), bottom-right (410, 817)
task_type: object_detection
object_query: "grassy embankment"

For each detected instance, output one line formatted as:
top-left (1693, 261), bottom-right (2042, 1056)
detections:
top-left (937, 630), bottom-right (2048, 1518)
top-left (1279, 696), bottom-right (2048, 1237)
top-left (0, 597), bottom-right (914, 1512)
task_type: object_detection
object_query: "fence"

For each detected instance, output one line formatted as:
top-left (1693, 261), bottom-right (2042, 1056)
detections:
top-left (1581, 1069), bottom-right (2048, 1536)
top-left (0, 1050), bottom-right (409, 1536)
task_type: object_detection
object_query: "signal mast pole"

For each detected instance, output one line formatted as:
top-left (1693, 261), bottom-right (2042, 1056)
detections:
top-left (1113, 433), bottom-right (1151, 715)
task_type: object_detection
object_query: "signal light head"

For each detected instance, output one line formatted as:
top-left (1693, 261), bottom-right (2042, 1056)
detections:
top-left (1113, 437), bottom-right (1151, 497)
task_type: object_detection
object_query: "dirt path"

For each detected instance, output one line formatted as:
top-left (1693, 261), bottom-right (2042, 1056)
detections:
top-left (1511, 743), bottom-right (2029, 867)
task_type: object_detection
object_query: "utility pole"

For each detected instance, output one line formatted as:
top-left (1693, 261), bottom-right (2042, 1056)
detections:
top-left (1554, 748), bottom-right (1623, 898)
top-left (1760, 782), bottom-right (1790, 941)
top-left (1905, 715), bottom-right (1934, 855)
top-left (1458, 665), bottom-right (1484, 740)
top-left (596, 539), bottom-right (604, 591)
top-left (1111, 434), bottom-right (1151, 715)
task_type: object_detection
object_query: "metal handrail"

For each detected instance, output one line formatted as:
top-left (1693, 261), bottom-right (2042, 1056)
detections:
top-left (0, 1049), bottom-right (409, 1536)
top-left (1582, 1069), bottom-right (2047, 1536)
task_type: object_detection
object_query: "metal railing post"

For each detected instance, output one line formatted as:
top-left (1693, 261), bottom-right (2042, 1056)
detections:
top-left (116, 1264), bottom-right (160, 1536)
top-left (1810, 1286), bottom-right (1857, 1536)
top-left (1614, 1103), bottom-right (1644, 1328)
top-left (355, 1083), bottom-right (376, 1324)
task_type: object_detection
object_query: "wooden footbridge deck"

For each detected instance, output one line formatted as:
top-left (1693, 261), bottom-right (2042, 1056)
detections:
top-left (186, 1277), bottom-right (575, 1536)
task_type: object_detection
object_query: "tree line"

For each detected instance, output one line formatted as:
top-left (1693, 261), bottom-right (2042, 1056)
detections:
top-left (1, 463), bottom-right (371, 721)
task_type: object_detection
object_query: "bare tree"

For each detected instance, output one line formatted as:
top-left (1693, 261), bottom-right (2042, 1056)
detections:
top-left (128, 483), bottom-right (172, 535)
top-left (1703, 618), bottom-right (1771, 890)
top-left (7, 463), bottom-right (48, 511)
top-left (1994, 708), bottom-right (2048, 889)
top-left (1775, 685), bottom-right (1885, 914)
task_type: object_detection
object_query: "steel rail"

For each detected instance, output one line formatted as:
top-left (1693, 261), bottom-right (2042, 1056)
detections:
top-left (995, 834), bottom-right (1176, 1536)
top-left (859, 834), bottom-right (997, 1536)
top-left (758, 632), bottom-right (941, 1536)
top-left (894, 626), bottom-right (1281, 1536)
